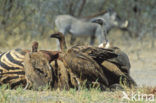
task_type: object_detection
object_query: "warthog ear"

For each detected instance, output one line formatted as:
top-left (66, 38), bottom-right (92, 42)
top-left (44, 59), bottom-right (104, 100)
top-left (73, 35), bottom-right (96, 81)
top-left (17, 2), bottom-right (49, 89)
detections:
top-left (107, 8), bottom-right (114, 14)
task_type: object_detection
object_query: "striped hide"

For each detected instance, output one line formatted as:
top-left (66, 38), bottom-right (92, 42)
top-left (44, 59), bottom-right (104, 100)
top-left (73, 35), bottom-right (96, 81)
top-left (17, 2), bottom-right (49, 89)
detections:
top-left (0, 48), bottom-right (27, 88)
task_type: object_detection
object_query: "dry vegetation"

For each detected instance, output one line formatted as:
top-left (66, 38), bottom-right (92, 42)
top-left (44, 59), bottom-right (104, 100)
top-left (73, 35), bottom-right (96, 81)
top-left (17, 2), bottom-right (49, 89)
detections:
top-left (0, 30), bottom-right (156, 103)
top-left (0, 0), bottom-right (155, 102)
top-left (0, 85), bottom-right (156, 103)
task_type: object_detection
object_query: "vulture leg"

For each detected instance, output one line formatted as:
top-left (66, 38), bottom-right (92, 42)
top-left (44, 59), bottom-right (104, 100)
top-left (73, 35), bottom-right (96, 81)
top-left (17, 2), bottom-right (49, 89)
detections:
top-left (24, 82), bottom-right (30, 90)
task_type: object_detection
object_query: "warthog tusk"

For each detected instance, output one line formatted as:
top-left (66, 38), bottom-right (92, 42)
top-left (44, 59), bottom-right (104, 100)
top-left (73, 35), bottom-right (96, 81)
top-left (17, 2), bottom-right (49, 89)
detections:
top-left (122, 20), bottom-right (128, 28)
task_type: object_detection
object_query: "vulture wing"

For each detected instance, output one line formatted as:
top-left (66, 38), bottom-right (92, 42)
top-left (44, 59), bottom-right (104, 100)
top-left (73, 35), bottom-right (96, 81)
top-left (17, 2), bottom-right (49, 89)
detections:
top-left (63, 49), bottom-right (109, 86)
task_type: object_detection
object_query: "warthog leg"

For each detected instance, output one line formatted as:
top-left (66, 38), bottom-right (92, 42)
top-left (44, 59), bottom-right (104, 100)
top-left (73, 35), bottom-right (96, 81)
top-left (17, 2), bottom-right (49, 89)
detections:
top-left (70, 35), bottom-right (76, 45)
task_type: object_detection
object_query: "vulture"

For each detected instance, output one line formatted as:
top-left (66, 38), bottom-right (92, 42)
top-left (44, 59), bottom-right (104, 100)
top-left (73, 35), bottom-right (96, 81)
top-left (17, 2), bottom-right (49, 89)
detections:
top-left (98, 41), bottom-right (136, 87)
top-left (50, 32), bottom-right (109, 89)
top-left (24, 41), bottom-right (60, 90)
top-left (72, 44), bottom-right (137, 88)
top-left (0, 40), bottom-right (60, 89)
top-left (50, 32), bottom-right (137, 89)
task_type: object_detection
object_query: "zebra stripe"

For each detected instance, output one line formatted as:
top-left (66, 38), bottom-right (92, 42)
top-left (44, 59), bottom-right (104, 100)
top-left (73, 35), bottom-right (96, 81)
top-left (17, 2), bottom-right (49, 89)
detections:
top-left (0, 48), bottom-right (27, 88)
top-left (2, 76), bottom-right (19, 83)
top-left (15, 48), bottom-right (27, 56)
top-left (0, 59), bottom-right (23, 70)
top-left (6, 51), bottom-right (24, 67)
top-left (1, 52), bottom-right (20, 69)
top-left (10, 50), bottom-right (25, 61)
top-left (0, 52), bottom-right (5, 59)
top-left (14, 49), bottom-right (26, 58)
top-left (1, 71), bottom-right (25, 75)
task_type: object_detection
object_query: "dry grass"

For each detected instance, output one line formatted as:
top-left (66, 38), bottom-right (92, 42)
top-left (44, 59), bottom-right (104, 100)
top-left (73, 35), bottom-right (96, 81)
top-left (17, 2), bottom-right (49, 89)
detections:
top-left (0, 85), bottom-right (156, 103)
top-left (0, 30), bottom-right (156, 103)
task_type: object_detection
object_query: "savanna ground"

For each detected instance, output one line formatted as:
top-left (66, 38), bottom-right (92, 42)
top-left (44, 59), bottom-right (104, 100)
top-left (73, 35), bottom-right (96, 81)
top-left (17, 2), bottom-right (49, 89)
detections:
top-left (0, 30), bottom-right (156, 103)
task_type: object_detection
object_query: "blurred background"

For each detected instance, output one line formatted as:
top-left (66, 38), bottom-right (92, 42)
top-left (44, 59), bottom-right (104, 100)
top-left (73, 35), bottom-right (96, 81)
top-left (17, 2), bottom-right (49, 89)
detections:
top-left (0, 0), bottom-right (156, 86)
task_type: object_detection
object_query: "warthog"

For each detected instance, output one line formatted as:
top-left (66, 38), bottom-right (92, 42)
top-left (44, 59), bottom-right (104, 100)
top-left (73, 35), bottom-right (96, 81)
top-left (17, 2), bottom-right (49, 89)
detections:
top-left (55, 15), bottom-right (106, 47)
top-left (55, 9), bottom-right (128, 47)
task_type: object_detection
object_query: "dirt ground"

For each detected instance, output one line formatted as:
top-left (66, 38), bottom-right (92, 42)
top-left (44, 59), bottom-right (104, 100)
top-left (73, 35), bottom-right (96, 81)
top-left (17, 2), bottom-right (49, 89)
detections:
top-left (127, 44), bottom-right (156, 87)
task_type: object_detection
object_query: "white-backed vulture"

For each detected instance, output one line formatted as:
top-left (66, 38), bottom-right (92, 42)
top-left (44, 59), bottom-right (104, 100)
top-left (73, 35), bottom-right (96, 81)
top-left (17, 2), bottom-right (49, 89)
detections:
top-left (50, 32), bottom-right (137, 89)
top-left (50, 32), bottom-right (109, 89)
top-left (24, 41), bottom-right (55, 90)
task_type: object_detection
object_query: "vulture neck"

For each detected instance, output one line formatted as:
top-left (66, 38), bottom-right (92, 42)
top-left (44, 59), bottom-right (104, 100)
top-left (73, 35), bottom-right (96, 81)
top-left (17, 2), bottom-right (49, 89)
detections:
top-left (59, 37), bottom-right (67, 52)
